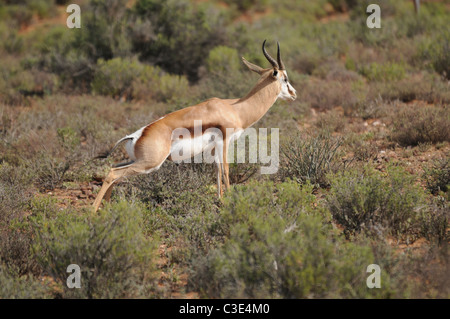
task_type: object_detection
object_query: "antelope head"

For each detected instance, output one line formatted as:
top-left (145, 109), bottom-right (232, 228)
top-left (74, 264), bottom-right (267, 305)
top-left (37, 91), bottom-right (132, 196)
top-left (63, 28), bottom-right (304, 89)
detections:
top-left (242, 40), bottom-right (297, 101)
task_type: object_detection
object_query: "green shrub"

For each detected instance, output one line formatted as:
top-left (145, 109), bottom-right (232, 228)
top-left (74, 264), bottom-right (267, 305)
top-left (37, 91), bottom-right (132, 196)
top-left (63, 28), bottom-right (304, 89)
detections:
top-left (223, 0), bottom-right (267, 12)
top-left (359, 62), bottom-right (405, 82)
top-left (423, 158), bottom-right (449, 195)
top-left (0, 265), bottom-right (49, 299)
top-left (92, 57), bottom-right (189, 102)
top-left (314, 109), bottom-right (347, 132)
top-left (131, 0), bottom-right (229, 81)
top-left (190, 180), bottom-right (401, 298)
top-left (0, 163), bottom-right (42, 277)
top-left (0, 22), bottom-right (23, 54)
top-left (206, 46), bottom-right (240, 74)
top-left (420, 199), bottom-right (449, 245)
top-left (92, 57), bottom-right (156, 99)
top-left (32, 201), bottom-right (158, 298)
top-left (326, 165), bottom-right (426, 242)
top-left (418, 30), bottom-right (450, 80)
top-left (328, 0), bottom-right (359, 12)
top-left (369, 73), bottom-right (450, 104)
top-left (115, 161), bottom-right (221, 260)
top-left (279, 132), bottom-right (344, 187)
top-left (153, 73), bottom-right (189, 103)
top-left (298, 78), bottom-right (359, 111)
top-left (389, 104), bottom-right (449, 146)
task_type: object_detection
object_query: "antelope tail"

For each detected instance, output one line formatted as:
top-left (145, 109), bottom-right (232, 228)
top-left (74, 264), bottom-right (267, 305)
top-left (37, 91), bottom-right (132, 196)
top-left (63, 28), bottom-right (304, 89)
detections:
top-left (94, 136), bottom-right (133, 160)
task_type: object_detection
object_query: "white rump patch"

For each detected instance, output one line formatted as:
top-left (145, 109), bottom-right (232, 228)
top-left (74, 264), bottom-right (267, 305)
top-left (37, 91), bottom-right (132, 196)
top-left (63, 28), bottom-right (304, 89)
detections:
top-left (123, 116), bottom-right (165, 160)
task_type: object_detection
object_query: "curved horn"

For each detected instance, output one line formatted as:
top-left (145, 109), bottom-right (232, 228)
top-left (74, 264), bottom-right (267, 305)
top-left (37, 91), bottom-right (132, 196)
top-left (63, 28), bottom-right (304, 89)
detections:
top-left (262, 40), bottom-right (278, 69)
top-left (277, 42), bottom-right (285, 70)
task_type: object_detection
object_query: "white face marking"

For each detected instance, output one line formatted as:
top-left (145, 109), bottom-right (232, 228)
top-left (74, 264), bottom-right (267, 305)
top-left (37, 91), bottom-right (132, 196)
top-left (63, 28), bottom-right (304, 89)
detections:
top-left (277, 70), bottom-right (297, 101)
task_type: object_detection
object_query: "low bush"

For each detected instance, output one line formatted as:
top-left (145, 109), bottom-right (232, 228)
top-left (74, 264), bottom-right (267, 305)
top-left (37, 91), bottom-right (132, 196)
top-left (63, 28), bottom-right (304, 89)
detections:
top-left (0, 265), bottom-right (49, 299)
top-left (359, 62), bottom-right (405, 82)
top-left (92, 57), bottom-right (155, 99)
top-left (388, 104), bottom-right (449, 146)
top-left (326, 165), bottom-right (426, 242)
top-left (278, 131), bottom-right (344, 187)
top-left (423, 157), bottom-right (449, 196)
top-left (297, 78), bottom-right (358, 111)
top-left (92, 57), bottom-right (189, 102)
top-left (190, 180), bottom-right (404, 298)
top-left (0, 163), bottom-right (42, 277)
top-left (32, 201), bottom-right (159, 298)
top-left (418, 30), bottom-right (450, 80)
top-left (369, 73), bottom-right (450, 104)
top-left (131, 0), bottom-right (229, 81)
top-left (314, 109), bottom-right (347, 133)
top-left (420, 198), bottom-right (449, 245)
top-left (118, 161), bottom-right (221, 246)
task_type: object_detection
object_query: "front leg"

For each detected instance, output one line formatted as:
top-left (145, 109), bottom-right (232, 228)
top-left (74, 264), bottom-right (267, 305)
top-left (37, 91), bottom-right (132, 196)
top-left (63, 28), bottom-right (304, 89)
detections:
top-left (215, 160), bottom-right (223, 197)
top-left (222, 138), bottom-right (231, 190)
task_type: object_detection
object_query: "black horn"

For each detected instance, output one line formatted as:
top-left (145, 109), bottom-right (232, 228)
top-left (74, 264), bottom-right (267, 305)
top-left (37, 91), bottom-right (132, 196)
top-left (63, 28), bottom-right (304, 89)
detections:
top-left (262, 40), bottom-right (279, 69)
top-left (277, 42), bottom-right (285, 70)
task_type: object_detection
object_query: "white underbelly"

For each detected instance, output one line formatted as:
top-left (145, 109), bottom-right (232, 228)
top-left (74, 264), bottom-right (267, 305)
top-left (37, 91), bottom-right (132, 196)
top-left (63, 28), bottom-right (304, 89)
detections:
top-left (170, 131), bottom-right (222, 162)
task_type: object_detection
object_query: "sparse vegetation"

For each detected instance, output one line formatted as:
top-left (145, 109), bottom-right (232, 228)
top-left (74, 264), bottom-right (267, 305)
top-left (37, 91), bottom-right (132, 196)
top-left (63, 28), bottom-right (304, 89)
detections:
top-left (279, 132), bottom-right (345, 187)
top-left (326, 165), bottom-right (427, 242)
top-left (389, 104), bottom-right (450, 146)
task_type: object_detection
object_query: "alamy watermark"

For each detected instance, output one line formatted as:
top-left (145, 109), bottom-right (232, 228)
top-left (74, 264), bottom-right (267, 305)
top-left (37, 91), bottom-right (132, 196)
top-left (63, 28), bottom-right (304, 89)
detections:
top-left (366, 264), bottom-right (381, 288)
top-left (170, 121), bottom-right (279, 175)
top-left (66, 264), bottom-right (81, 289)
top-left (66, 4), bottom-right (81, 29)
top-left (366, 4), bottom-right (381, 28)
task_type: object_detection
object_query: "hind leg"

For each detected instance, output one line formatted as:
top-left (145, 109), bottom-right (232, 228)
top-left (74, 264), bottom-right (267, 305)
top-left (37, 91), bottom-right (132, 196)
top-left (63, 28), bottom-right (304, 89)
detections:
top-left (102, 161), bottom-right (132, 202)
top-left (103, 184), bottom-right (114, 202)
top-left (93, 162), bottom-right (150, 212)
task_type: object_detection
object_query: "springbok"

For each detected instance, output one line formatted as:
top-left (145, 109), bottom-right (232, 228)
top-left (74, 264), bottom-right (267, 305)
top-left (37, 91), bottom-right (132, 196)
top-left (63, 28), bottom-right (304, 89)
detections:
top-left (93, 40), bottom-right (297, 211)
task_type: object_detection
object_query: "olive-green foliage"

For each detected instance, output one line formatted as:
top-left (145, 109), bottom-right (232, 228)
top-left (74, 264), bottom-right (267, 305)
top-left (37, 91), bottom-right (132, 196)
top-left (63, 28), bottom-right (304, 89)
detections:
top-left (207, 45), bottom-right (240, 74)
top-left (0, 22), bottom-right (23, 54)
top-left (190, 180), bottom-right (400, 298)
top-left (389, 105), bottom-right (450, 146)
top-left (279, 131), bottom-right (344, 187)
top-left (131, 0), bottom-right (228, 81)
top-left (92, 57), bottom-right (157, 99)
top-left (74, 0), bottom-right (130, 61)
top-left (223, 0), bottom-right (267, 12)
top-left (359, 62), bottom-right (405, 82)
top-left (328, 0), bottom-right (359, 12)
top-left (0, 163), bottom-right (41, 277)
top-left (119, 162), bottom-right (221, 257)
top-left (297, 78), bottom-right (359, 111)
top-left (418, 30), bottom-right (450, 80)
top-left (369, 72), bottom-right (450, 105)
top-left (420, 199), bottom-right (449, 245)
top-left (32, 201), bottom-right (158, 298)
top-left (423, 157), bottom-right (449, 196)
top-left (37, 0), bottom-right (131, 91)
top-left (153, 73), bottom-right (189, 103)
top-left (0, 265), bottom-right (50, 299)
top-left (0, 163), bottom-right (33, 224)
top-left (196, 46), bottom-right (255, 100)
top-left (0, 55), bottom-right (57, 105)
top-left (314, 109), bottom-right (347, 133)
top-left (326, 165), bottom-right (426, 242)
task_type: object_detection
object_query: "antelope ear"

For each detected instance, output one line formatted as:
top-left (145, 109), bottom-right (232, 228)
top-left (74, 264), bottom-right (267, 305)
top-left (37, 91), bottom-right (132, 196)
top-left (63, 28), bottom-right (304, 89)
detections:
top-left (242, 57), bottom-right (264, 75)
